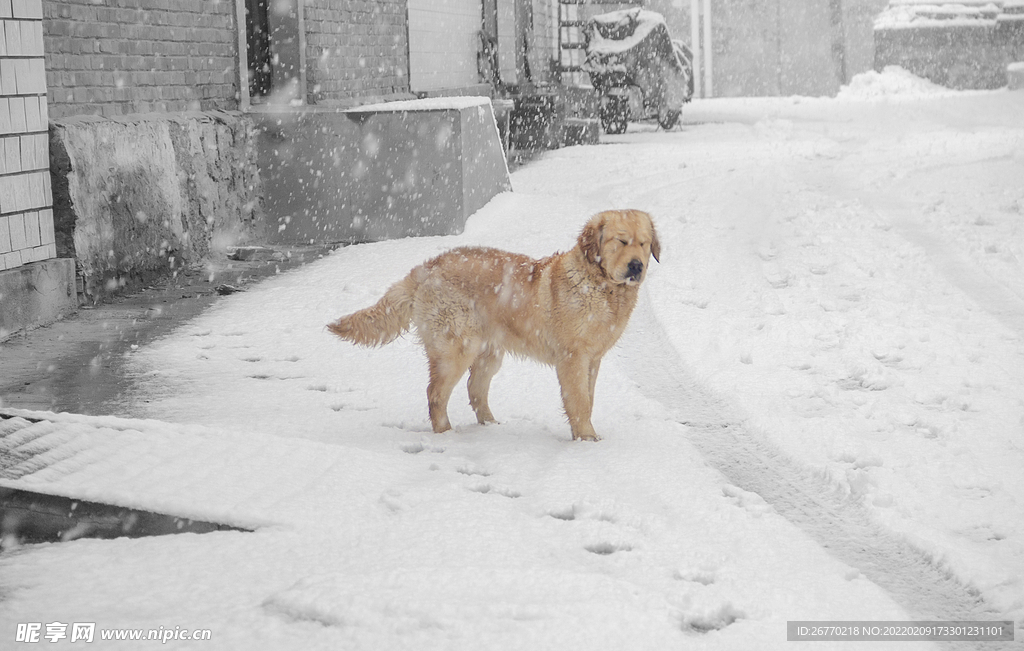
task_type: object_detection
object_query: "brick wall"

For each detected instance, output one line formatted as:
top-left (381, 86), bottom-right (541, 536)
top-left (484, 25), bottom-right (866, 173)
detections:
top-left (304, 0), bottom-right (410, 104)
top-left (42, 0), bottom-right (412, 115)
top-left (1, 0), bottom-right (54, 272)
top-left (42, 0), bottom-right (237, 118)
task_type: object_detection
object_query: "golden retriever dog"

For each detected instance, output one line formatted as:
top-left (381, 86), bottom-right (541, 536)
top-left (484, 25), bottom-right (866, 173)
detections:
top-left (327, 209), bottom-right (660, 441)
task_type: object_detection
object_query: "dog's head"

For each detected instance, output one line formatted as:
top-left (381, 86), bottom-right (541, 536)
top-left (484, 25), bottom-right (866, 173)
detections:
top-left (578, 210), bottom-right (660, 286)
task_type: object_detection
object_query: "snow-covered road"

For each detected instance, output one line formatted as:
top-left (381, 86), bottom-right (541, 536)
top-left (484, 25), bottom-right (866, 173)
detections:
top-left (2, 69), bottom-right (1022, 649)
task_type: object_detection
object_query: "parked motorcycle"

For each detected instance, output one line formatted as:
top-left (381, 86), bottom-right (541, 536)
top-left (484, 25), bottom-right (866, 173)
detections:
top-left (583, 9), bottom-right (694, 134)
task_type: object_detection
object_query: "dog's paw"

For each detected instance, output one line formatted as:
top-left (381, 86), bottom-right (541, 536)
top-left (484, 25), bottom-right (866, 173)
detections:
top-left (572, 432), bottom-right (602, 442)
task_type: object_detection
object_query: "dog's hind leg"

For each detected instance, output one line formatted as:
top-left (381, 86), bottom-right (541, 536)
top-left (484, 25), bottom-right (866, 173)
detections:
top-left (426, 345), bottom-right (476, 433)
top-left (468, 348), bottom-right (503, 425)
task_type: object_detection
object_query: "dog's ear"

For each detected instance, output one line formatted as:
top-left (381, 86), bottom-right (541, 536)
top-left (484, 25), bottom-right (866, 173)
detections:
top-left (650, 221), bottom-right (661, 263)
top-left (578, 214), bottom-right (605, 265)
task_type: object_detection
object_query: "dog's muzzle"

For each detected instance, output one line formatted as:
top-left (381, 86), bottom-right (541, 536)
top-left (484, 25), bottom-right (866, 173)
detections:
top-left (625, 259), bottom-right (644, 282)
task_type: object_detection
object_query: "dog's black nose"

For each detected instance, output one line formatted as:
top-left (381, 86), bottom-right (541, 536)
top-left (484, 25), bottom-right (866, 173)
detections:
top-left (627, 259), bottom-right (643, 278)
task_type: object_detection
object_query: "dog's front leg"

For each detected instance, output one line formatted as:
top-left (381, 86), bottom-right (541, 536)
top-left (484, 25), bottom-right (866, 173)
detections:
top-left (557, 355), bottom-right (600, 441)
top-left (588, 357), bottom-right (601, 407)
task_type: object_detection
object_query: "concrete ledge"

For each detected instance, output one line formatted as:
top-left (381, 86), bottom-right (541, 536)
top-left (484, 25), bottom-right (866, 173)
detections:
top-left (253, 97), bottom-right (512, 244)
top-left (0, 258), bottom-right (76, 340)
top-left (1010, 62), bottom-right (1024, 89)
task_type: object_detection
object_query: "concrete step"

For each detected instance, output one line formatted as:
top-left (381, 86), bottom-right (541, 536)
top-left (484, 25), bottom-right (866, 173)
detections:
top-left (564, 117), bottom-right (601, 147)
top-left (0, 408), bottom-right (379, 547)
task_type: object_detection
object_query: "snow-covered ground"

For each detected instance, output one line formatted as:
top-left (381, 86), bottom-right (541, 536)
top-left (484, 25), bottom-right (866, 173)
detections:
top-left (2, 69), bottom-right (1022, 649)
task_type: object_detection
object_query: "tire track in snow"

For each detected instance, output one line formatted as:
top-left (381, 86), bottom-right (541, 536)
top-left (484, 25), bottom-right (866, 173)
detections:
top-left (612, 293), bottom-right (1010, 651)
top-left (800, 161), bottom-right (1024, 340)
top-left (891, 213), bottom-right (1024, 340)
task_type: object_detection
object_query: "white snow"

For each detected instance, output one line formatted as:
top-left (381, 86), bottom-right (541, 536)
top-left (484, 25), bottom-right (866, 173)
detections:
top-left (2, 68), bottom-right (1022, 649)
top-left (586, 9), bottom-right (669, 57)
top-left (349, 96), bottom-right (493, 113)
top-left (837, 65), bottom-right (962, 100)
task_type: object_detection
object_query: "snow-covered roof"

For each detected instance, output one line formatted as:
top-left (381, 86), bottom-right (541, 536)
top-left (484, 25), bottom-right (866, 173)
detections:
top-left (875, 1), bottom-right (1007, 28)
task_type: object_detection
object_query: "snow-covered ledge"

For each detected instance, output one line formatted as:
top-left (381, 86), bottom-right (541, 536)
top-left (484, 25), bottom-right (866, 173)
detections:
top-left (254, 97), bottom-right (512, 244)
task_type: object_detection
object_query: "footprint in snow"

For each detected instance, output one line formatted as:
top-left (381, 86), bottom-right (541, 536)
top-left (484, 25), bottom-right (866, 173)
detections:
top-left (682, 604), bottom-right (745, 634)
top-left (583, 541), bottom-right (632, 555)
top-left (467, 483), bottom-right (520, 498)
top-left (399, 438), bottom-right (445, 454)
top-left (456, 464), bottom-right (491, 477)
top-left (545, 504), bottom-right (635, 556)
top-left (545, 504), bottom-right (618, 524)
top-left (673, 567), bottom-right (716, 585)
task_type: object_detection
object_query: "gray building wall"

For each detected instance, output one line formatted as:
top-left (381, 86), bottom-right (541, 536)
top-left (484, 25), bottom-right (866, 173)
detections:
top-left (658, 0), bottom-right (889, 97)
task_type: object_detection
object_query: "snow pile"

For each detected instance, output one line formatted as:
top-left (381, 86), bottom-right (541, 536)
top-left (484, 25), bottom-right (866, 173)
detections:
top-left (837, 66), bottom-right (955, 100)
top-left (350, 96), bottom-right (493, 113)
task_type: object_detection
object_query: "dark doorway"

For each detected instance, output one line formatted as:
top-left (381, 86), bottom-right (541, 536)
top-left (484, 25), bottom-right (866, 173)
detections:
top-left (245, 0), bottom-right (272, 98)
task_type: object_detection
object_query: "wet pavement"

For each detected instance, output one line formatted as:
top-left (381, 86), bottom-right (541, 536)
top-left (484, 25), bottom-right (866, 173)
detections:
top-left (0, 245), bottom-right (337, 416)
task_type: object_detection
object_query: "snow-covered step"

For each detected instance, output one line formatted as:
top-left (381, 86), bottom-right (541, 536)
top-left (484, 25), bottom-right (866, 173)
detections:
top-left (0, 409), bottom-right (392, 535)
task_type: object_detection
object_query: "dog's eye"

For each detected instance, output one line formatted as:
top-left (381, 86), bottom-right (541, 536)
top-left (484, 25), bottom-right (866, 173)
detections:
top-left (618, 239), bottom-right (628, 246)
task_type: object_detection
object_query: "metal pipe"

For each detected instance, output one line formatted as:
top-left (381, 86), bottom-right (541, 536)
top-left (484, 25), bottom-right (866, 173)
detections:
top-left (703, 0), bottom-right (713, 98)
top-left (691, 0), bottom-right (702, 98)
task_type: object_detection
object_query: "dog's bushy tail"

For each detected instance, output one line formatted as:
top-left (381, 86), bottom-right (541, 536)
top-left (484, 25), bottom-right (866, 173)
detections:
top-left (327, 273), bottom-right (419, 347)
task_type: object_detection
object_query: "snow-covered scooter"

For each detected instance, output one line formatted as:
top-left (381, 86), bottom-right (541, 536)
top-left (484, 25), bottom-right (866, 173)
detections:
top-left (583, 8), bottom-right (694, 134)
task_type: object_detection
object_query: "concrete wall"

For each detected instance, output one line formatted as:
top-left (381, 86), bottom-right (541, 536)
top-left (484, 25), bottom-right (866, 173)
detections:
top-left (875, 17), bottom-right (1024, 90)
top-left (254, 98), bottom-right (511, 244)
top-left (842, 0), bottom-right (891, 83)
top-left (710, 0), bottom-right (844, 97)
top-left (49, 111), bottom-right (265, 301)
top-left (672, 0), bottom-right (887, 97)
top-left (408, 0), bottom-right (481, 93)
top-left (0, 256), bottom-right (74, 338)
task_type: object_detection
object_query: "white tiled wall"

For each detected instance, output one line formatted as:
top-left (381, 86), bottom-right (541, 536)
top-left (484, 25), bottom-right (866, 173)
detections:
top-left (0, 0), bottom-right (54, 272)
